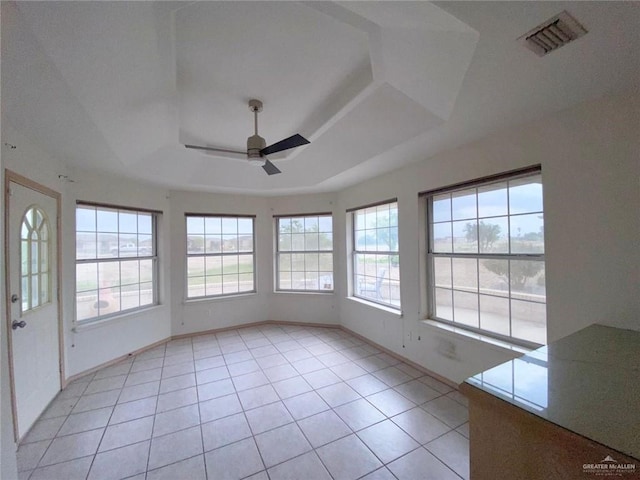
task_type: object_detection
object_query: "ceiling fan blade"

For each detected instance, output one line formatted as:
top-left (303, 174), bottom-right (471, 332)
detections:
top-left (260, 134), bottom-right (309, 156)
top-left (184, 144), bottom-right (246, 155)
top-left (262, 159), bottom-right (281, 176)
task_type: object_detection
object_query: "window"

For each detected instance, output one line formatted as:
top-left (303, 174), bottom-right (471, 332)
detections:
top-left (21, 206), bottom-right (51, 312)
top-left (75, 203), bottom-right (158, 322)
top-left (276, 214), bottom-right (333, 292)
top-left (426, 167), bottom-right (546, 346)
top-left (186, 215), bottom-right (255, 299)
top-left (351, 200), bottom-right (400, 308)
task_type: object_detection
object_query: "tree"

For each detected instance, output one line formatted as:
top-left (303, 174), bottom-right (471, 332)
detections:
top-left (482, 259), bottom-right (543, 290)
top-left (464, 221), bottom-right (501, 251)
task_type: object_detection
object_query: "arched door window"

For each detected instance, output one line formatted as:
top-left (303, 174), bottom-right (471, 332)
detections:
top-left (21, 206), bottom-right (51, 312)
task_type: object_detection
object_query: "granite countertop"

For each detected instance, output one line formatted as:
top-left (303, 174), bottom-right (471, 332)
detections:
top-left (465, 324), bottom-right (640, 460)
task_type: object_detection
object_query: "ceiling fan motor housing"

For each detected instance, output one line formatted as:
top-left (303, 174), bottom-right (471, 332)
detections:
top-left (247, 134), bottom-right (266, 166)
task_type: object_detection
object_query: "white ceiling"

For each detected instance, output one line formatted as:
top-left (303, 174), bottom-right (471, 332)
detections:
top-left (3, 1), bottom-right (639, 195)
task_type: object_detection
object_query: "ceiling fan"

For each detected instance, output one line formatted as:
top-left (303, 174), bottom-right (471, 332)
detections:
top-left (184, 99), bottom-right (310, 175)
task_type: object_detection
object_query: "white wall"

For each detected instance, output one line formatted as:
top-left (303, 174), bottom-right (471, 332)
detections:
top-left (62, 169), bottom-right (172, 376)
top-left (169, 190), bottom-right (271, 336)
top-left (267, 193), bottom-right (339, 326)
top-left (336, 91), bottom-right (640, 383)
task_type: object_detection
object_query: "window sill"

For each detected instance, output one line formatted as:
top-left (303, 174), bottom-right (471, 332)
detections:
top-left (347, 296), bottom-right (403, 317)
top-left (73, 305), bottom-right (163, 332)
top-left (184, 291), bottom-right (258, 305)
top-left (420, 319), bottom-right (533, 355)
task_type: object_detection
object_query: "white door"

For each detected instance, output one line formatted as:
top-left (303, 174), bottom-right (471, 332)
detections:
top-left (6, 177), bottom-right (61, 440)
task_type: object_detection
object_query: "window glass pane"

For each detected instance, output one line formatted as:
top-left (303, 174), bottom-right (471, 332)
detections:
top-left (205, 256), bottom-right (222, 275)
top-left (511, 300), bottom-right (546, 345)
top-left (453, 291), bottom-right (478, 327)
top-left (138, 214), bottom-right (152, 234)
top-left (238, 235), bottom-right (253, 253)
top-left (98, 262), bottom-right (120, 289)
top-left (305, 233), bottom-right (319, 250)
top-left (140, 282), bottom-right (154, 306)
top-left (139, 259), bottom-right (154, 283)
top-left (223, 276), bottom-right (239, 294)
top-left (98, 233), bottom-right (118, 258)
top-left (187, 257), bottom-right (205, 277)
top-left (304, 253), bottom-right (319, 272)
top-left (355, 211), bottom-right (366, 231)
top-left (479, 259), bottom-right (509, 297)
top-left (510, 260), bottom-right (545, 301)
top-left (452, 257), bottom-right (478, 292)
top-left (205, 217), bottom-right (222, 235)
top-left (98, 286), bottom-right (120, 316)
top-left (479, 295), bottom-right (510, 336)
top-left (478, 218), bottom-right (508, 254)
top-left (77, 263), bottom-right (98, 292)
top-left (279, 272), bottom-right (291, 290)
top-left (188, 277), bottom-right (205, 298)
top-left (222, 218), bottom-right (237, 234)
top-left (31, 275), bottom-right (39, 308)
top-left (365, 208), bottom-right (377, 229)
top-left (319, 232), bottom-right (332, 250)
top-left (97, 209), bottom-right (118, 232)
top-left (137, 234), bottom-right (153, 256)
top-left (279, 218), bottom-right (291, 234)
top-left (509, 176), bottom-right (543, 214)
top-left (187, 216), bottom-right (204, 235)
top-left (222, 255), bottom-right (238, 274)
top-left (435, 287), bottom-right (453, 321)
top-left (77, 290), bottom-right (97, 321)
top-left (222, 234), bottom-right (238, 253)
top-left (205, 235), bottom-right (222, 254)
top-left (279, 233), bottom-right (292, 251)
top-left (238, 255), bottom-right (253, 274)
top-left (319, 273), bottom-right (333, 290)
top-left (76, 207), bottom-right (96, 231)
top-left (76, 232), bottom-right (97, 259)
top-left (432, 223), bottom-right (452, 253)
top-left (388, 204), bottom-right (398, 227)
top-left (238, 217), bottom-right (253, 235)
top-left (120, 260), bottom-right (140, 286)
top-left (206, 277), bottom-right (222, 297)
top-left (432, 195), bottom-right (451, 223)
top-left (291, 254), bottom-right (305, 272)
top-left (279, 253), bottom-right (292, 272)
top-left (121, 283), bottom-right (140, 310)
top-left (478, 182), bottom-right (508, 218)
top-left (452, 189), bottom-right (476, 221)
top-left (510, 214), bottom-right (544, 254)
top-left (118, 212), bottom-right (137, 233)
top-left (318, 253), bottom-right (333, 271)
top-left (304, 217), bottom-right (319, 232)
top-left (238, 273), bottom-right (254, 291)
top-left (453, 220), bottom-right (478, 254)
top-left (291, 234), bottom-right (305, 250)
top-left (318, 216), bottom-right (332, 233)
top-left (433, 257), bottom-right (452, 288)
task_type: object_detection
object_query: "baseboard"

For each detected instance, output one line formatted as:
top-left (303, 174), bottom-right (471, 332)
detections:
top-left (63, 337), bottom-right (170, 387)
top-left (63, 319), bottom-right (458, 392)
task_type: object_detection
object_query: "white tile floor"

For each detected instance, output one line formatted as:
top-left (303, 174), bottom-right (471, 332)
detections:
top-left (17, 324), bottom-right (470, 480)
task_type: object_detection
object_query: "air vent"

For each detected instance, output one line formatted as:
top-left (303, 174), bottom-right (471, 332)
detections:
top-left (518, 11), bottom-right (587, 57)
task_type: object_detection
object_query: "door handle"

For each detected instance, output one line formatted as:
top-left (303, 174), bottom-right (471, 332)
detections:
top-left (12, 320), bottom-right (26, 330)
top-left (11, 294), bottom-right (19, 304)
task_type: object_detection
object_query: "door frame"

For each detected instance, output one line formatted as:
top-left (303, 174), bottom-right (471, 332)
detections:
top-left (4, 169), bottom-right (64, 442)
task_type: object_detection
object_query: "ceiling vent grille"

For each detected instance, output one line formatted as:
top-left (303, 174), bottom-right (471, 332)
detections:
top-left (518, 11), bottom-right (587, 57)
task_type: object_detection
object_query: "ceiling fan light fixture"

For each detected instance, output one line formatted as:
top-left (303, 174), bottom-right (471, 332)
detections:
top-left (248, 156), bottom-right (266, 167)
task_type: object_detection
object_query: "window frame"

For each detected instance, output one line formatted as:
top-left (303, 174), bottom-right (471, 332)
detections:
top-left (75, 201), bottom-right (160, 323)
top-left (185, 213), bottom-right (256, 300)
top-left (275, 212), bottom-right (334, 293)
top-left (424, 166), bottom-right (545, 348)
top-left (349, 199), bottom-right (401, 310)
